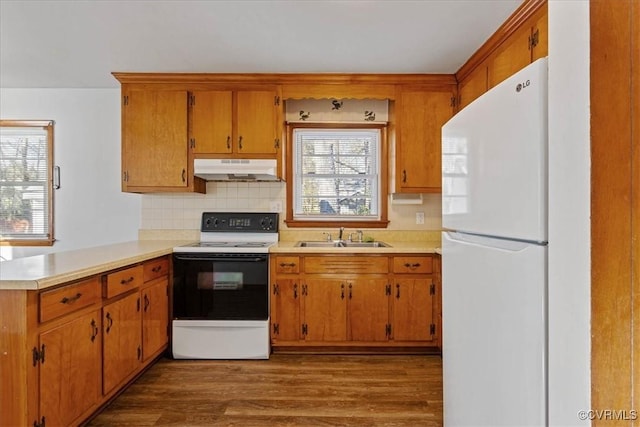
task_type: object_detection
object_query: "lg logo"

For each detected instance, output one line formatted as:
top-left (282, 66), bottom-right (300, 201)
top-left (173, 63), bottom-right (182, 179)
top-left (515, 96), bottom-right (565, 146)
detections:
top-left (516, 79), bottom-right (531, 92)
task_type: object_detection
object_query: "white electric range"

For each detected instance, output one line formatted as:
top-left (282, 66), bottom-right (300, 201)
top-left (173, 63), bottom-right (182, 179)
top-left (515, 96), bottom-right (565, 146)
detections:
top-left (172, 212), bottom-right (278, 359)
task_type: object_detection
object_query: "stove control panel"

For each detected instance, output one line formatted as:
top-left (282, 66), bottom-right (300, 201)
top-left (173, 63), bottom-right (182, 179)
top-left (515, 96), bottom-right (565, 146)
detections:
top-left (201, 212), bottom-right (279, 232)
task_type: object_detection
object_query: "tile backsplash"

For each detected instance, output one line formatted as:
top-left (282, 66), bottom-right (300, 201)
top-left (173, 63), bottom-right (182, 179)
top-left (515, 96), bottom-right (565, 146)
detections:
top-left (140, 182), bottom-right (441, 231)
top-left (141, 182), bottom-right (286, 229)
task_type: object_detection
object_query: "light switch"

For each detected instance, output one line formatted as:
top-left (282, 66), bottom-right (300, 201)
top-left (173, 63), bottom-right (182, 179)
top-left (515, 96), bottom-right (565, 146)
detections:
top-left (416, 212), bottom-right (425, 224)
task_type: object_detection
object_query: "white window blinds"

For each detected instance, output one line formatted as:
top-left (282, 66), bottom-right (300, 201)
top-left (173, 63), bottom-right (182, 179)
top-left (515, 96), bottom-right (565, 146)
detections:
top-left (0, 123), bottom-right (53, 241)
top-left (293, 128), bottom-right (380, 220)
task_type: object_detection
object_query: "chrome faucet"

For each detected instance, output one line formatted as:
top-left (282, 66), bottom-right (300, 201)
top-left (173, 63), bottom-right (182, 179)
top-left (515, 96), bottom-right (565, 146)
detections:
top-left (349, 230), bottom-right (364, 242)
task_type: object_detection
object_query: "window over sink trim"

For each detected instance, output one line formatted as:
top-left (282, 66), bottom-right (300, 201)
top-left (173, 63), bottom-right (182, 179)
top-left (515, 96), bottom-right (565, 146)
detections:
top-left (284, 122), bottom-right (389, 228)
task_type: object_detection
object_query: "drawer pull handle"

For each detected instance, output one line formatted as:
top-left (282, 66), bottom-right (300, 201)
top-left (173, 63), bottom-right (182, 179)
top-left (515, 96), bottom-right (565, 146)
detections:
top-left (105, 312), bottom-right (113, 333)
top-left (60, 293), bottom-right (82, 304)
top-left (341, 283), bottom-right (345, 300)
top-left (404, 262), bottom-right (421, 269)
top-left (152, 266), bottom-right (162, 273)
top-left (144, 294), bottom-right (150, 312)
top-left (396, 284), bottom-right (401, 299)
top-left (120, 276), bottom-right (135, 285)
top-left (90, 319), bottom-right (99, 342)
top-left (294, 284), bottom-right (298, 298)
top-left (279, 262), bottom-right (296, 268)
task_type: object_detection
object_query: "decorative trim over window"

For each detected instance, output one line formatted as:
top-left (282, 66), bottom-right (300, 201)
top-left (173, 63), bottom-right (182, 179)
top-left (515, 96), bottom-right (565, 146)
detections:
top-left (286, 99), bottom-right (388, 123)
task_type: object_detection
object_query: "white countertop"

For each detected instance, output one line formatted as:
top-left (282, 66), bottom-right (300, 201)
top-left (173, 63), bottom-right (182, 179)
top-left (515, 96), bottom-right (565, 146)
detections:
top-left (271, 241), bottom-right (441, 254)
top-left (0, 239), bottom-right (440, 291)
top-left (0, 240), bottom-right (191, 291)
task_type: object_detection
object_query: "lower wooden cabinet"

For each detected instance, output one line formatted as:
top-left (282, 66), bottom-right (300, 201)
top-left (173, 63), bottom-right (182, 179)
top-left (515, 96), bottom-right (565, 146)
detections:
top-left (348, 279), bottom-right (390, 342)
top-left (102, 291), bottom-right (142, 395)
top-left (142, 277), bottom-right (169, 361)
top-left (39, 309), bottom-right (102, 427)
top-left (392, 278), bottom-right (434, 341)
top-left (435, 254), bottom-right (442, 350)
top-left (303, 279), bottom-right (348, 341)
top-left (270, 253), bottom-right (440, 351)
top-left (0, 255), bottom-right (171, 427)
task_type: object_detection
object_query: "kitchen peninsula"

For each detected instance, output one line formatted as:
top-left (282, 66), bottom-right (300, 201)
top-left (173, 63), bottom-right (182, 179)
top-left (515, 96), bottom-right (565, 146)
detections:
top-left (0, 237), bottom-right (440, 426)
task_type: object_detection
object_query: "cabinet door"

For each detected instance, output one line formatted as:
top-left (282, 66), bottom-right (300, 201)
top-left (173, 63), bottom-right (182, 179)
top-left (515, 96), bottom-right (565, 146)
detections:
top-left (488, 24), bottom-right (533, 89)
top-left (122, 90), bottom-right (189, 188)
top-left (191, 90), bottom-right (233, 154)
top-left (303, 279), bottom-right (347, 341)
top-left (103, 292), bottom-right (141, 394)
top-left (434, 256), bottom-right (442, 350)
top-left (348, 279), bottom-right (389, 342)
top-left (142, 279), bottom-right (169, 361)
top-left (235, 90), bottom-right (278, 154)
top-left (396, 88), bottom-right (455, 192)
top-left (39, 309), bottom-right (101, 426)
top-left (271, 279), bottom-right (301, 342)
top-left (531, 6), bottom-right (548, 61)
top-left (458, 64), bottom-right (488, 111)
top-left (392, 278), bottom-right (434, 341)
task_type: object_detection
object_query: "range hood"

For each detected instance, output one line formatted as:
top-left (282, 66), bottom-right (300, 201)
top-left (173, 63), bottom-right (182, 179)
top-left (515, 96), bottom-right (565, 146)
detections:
top-left (194, 158), bottom-right (280, 182)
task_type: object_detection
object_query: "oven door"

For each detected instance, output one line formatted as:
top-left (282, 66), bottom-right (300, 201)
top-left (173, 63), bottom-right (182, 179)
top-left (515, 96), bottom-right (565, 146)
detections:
top-left (173, 252), bottom-right (269, 321)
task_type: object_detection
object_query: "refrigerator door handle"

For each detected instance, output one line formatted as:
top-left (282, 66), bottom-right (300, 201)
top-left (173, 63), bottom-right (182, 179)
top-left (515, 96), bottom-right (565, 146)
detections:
top-left (444, 231), bottom-right (546, 252)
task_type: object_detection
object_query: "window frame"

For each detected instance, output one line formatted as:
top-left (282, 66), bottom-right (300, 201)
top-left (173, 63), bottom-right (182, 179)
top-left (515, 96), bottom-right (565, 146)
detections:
top-left (0, 120), bottom-right (55, 246)
top-left (285, 122), bottom-right (389, 228)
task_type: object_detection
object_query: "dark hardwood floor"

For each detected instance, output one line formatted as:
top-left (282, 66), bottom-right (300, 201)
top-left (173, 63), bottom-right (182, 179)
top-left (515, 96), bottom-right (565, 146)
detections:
top-left (87, 354), bottom-right (443, 426)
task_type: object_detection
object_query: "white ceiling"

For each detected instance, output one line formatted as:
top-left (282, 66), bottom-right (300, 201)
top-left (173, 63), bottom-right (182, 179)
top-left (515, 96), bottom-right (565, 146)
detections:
top-left (0, 0), bottom-right (522, 89)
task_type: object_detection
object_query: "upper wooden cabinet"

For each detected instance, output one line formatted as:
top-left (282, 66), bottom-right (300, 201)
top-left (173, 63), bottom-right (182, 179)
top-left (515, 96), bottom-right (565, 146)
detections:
top-left (488, 3), bottom-right (548, 88)
top-left (395, 86), bottom-right (456, 193)
top-left (456, 0), bottom-right (548, 109)
top-left (458, 61), bottom-right (489, 111)
top-left (121, 89), bottom-right (205, 193)
top-left (190, 89), bottom-right (281, 156)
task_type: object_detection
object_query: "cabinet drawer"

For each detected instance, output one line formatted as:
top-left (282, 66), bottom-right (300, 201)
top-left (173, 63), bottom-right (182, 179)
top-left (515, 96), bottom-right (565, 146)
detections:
top-left (305, 256), bottom-right (388, 274)
top-left (275, 256), bottom-right (300, 274)
top-left (104, 265), bottom-right (144, 299)
top-left (393, 256), bottom-right (433, 274)
top-left (40, 277), bottom-right (101, 323)
top-left (143, 257), bottom-right (169, 282)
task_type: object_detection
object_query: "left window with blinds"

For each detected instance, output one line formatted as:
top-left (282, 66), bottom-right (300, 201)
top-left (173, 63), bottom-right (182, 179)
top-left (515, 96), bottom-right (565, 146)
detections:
top-left (0, 120), bottom-right (54, 246)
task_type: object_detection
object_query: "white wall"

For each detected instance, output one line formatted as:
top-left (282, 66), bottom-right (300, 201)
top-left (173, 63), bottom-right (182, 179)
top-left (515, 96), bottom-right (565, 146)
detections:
top-left (548, 2), bottom-right (591, 425)
top-left (0, 89), bottom-right (140, 260)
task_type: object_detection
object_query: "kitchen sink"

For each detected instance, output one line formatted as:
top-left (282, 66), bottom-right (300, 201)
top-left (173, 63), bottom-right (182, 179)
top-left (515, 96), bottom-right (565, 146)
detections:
top-left (294, 241), bottom-right (391, 248)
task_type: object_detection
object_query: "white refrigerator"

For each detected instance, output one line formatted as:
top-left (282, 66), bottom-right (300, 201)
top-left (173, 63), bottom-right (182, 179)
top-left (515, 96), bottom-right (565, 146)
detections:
top-left (441, 58), bottom-right (548, 426)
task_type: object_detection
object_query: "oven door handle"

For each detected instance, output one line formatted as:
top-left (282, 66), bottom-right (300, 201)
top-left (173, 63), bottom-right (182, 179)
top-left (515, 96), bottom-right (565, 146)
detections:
top-left (174, 254), bottom-right (267, 262)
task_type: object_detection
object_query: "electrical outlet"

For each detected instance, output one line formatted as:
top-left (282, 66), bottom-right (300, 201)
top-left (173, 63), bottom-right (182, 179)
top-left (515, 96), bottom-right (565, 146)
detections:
top-left (416, 212), bottom-right (425, 225)
top-left (270, 200), bottom-right (283, 213)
